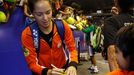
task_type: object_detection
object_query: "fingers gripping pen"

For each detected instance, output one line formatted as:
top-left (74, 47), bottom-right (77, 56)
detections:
top-left (51, 64), bottom-right (66, 75)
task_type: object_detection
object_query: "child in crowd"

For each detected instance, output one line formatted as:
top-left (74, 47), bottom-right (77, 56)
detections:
top-left (106, 24), bottom-right (134, 75)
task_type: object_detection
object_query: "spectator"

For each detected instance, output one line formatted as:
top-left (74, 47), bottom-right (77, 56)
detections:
top-left (106, 24), bottom-right (134, 75)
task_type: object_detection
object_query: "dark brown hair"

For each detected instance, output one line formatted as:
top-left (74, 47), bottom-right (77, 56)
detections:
top-left (115, 24), bottom-right (134, 71)
top-left (28, 0), bottom-right (52, 13)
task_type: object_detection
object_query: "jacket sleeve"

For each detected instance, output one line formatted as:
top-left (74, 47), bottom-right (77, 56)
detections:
top-left (22, 27), bottom-right (44, 75)
top-left (82, 25), bottom-right (95, 33)
top-left (62, 20), bottom-right (78, 64)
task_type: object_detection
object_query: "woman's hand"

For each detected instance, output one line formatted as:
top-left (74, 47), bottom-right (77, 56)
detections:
top-left (47, 68), bottom-right (65, 75)
top-left (65, 66), bottom-right (77, 75)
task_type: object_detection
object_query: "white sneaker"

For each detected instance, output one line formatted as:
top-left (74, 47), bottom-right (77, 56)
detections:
top-left (93, 66), bottom-right (99, 73)
top-left (88, 65), bottom-right (94, 70)
top-left (90, 66), bottom-right (99, 73)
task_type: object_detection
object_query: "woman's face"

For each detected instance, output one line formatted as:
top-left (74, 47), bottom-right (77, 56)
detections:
top-left (32, 0), bottom-right (52, 29)
top-left (115, 46), bottom-right (129, 70)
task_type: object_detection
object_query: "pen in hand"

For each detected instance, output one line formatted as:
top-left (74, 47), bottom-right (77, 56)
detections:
top-left (51, 64), bottom-right (66, 75)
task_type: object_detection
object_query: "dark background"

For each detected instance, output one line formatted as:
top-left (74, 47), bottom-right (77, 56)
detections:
top-left (63, 0), bottom-right (113, 13)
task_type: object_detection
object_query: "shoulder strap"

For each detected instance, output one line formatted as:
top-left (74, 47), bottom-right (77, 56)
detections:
top-left (54, 19), bottom-right (64, 42)
top-left (54, 19), bottom-right (69, 59)
top-left (29, 21), bottom-right (40, 56)
top-left (25, 17), bottom-right (33, 27)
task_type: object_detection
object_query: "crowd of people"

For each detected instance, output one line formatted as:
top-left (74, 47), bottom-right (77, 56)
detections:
top-left (0, 0), bottom-right (134, 75)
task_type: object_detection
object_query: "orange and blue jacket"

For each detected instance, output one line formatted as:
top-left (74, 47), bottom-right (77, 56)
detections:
top-left (22, 20), bottom-right (78, 75)
top-left (106, 70), bottom-right (134, 75)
